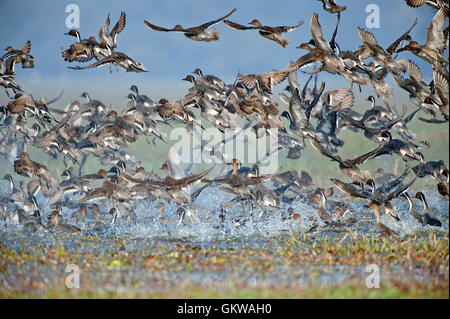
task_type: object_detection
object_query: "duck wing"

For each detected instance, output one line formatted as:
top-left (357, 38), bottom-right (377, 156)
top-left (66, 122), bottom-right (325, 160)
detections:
top-left (68, 57), bottom-right (117, 70)
top-left (223, 20), bottom-right (257, 30)
top-left (310, 13), bottom-right (333, 53)
top-left (177, 165), bottom-right (215, 187)
top-left (189, 8), bottom-right (237, 31)
top-left (110, 11), bottom-right (126, 43)
top-left (19, 40), bottom-right (32, 54)
top-left (144, 20), bottom-right (186, 32)
top-left (386, 18), bottom-right (418, 55)
top-left (425, 8), bottom-right (446, 52)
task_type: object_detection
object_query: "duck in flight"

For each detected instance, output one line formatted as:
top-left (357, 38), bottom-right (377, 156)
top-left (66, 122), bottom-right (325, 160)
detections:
top-left (223, 19), bottom-right (304, 48)
top-left (144, 8), bottom-right (237, 42)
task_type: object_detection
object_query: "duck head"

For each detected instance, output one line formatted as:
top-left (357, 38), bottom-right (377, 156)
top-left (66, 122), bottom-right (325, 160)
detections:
top-left (192, 68), bottom-right (203, 77)
top-left (97, 169), bottom-right (108, 180)
top-left (297, 43), bottom-right (313, 50)
top-left (249, 19), bottom-right (262, 27)
top-left (183, 75), bottom-right (196, 83)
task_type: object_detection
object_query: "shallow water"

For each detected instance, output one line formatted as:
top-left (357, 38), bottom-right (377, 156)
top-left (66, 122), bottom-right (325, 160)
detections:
top-left (0, 184), bottom-right (448, 295)
top-left (1, 182), bottom-right (448, 241)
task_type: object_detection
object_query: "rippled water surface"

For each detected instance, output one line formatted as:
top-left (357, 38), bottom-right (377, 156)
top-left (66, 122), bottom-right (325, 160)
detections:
top-left (0, 184), bottom-right (448, 296)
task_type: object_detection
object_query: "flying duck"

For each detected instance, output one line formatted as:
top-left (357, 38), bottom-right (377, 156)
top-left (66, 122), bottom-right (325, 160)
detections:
top-left (144, 8), bottom-right (237, 42)
top-left (223, 19), bottom-right (304, 48)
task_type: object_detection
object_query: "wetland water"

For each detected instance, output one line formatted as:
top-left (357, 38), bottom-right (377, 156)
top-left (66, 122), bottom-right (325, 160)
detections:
top-left (0, 185), bottom-right (448, 297)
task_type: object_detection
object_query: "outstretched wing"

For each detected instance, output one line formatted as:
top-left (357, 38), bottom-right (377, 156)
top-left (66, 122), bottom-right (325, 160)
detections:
top-left (310, 13), bottom-right (333, 53)
top-left (307, 134), bottom-right (343, 164)
top-left (274, 21), bottom-right (304, 33)
top-left (19, 40), bottom-right (32, 54)
top-left (223, 19), bottom-right (257, 30)
top-left (68, 57), bottom-right (116, 70)
top-left (193, 7), bottom-right (237, 30)
top-left (177, 165), bottom-right (215, 187)
top-left (111, 11), bottom-right (126, 39)
top-left (144, 20), bottom-right (185, 32)
top-left (386, 17), bottom-right (418, 55)
top-left (386, 177), bottom-right (417, 201)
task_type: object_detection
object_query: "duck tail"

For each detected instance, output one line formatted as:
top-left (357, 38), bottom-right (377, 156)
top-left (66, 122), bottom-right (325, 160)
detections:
top-left (210, 29), bottom-right (220, 41)
top-left (419, 140), bottom-right (430, 149)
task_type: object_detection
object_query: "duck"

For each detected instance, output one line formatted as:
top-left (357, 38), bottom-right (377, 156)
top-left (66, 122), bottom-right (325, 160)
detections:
top-left (46, 210), bottom-right (81, 233)
top-left (192, 68), bottom-right (226, 90)
top-left (14, 151), bottom-right (53, 184)
top-left (392, 62), bottom-right (440, 117)
top-left (431, 68), bottom-right (449, 121)
top-left (3, 40), bottom-right (31, 59)
top-left (372, 131), bottom-right (428, 163)
top-left (76, 169), bottom-right (131, 203)
top-left (61, 30), bottom-right (98, 62)
top-left (147, 163), bottom-right (214, 206)
top-left (290, 16), bottom-right (364, 85)
top-left (308, 189), bottom-right (334, 221)
top-left (317, 0), bottom-right (347, 14)
top-left (71, 205), bottom-right (87, 222)
top-left (83, 111), bottom-right (141, 150)
top-left (129, 181), bottom-right (171, 202)
top-left (411, 160), bottom-right (447, 178)
top-left (144, 8), bottom-right (237, 42)
top-left (3, 173), bottom-right (27, 203)
top-left (374, 167), bottom-right (397, 185)
top-left (68, 51), bottom-right (147, 73)
top-left (157, 98), bottom-right (203, 133)
top-left (249, 166), bottom-right (280, 210)
top-left (396, 8), bottom-right (448, 71)
top-left (129, 85), bottom-right (154, 107)
top-left (364, 201), bottom-right (399, 237)
top-left (362, 95), bottom-right (394, 126)
top-left (1, 52), bottom-right (34, 78)
top-left (48, 170), bottom-right (91, 206)
top-left (27, 178), bottom-right (54, 200)
top-left (221, 163), bottom-right (260, 180)
top-left (365, 62), bottom-right (394, 99)
top-left (90, 203), bottom-right (110, 231)
top-left (415, 192), bottom-right (442, 227)
top-left (0, 73), bottom-right (23, 97)
top-left (319, 188), bottom-right (354, 219)
top-left (435, 168), bottom-right (449, 198)
top-left (193, 98), bottom-right (231, 133)
top-left (106, 166), bottom-right (147, 188)
top-left (405, 0), bottom-right (449, 12)
top-left (308, 134), bottom-right (376, 186)
top-left (321, 88), bottom-right (354, 113)
top-left (7, 93), bottom-right (36, 116)
top-left (357, 27), bottom-right (407, 73)
top-left (280, 88), bottom-right (313, 138)
top-left (400, 191), bottom-right (423, 224)
top-left (98, 12), bottom-right (126, 51)
top-left (238, 69), bottom-right (289, 95)
top-left (223, 18), bottom-right (304, 48)
top-left (15, 208), bottom-right (46, 231)
top-left (203, 159), bottom-right (278, 201)
top-left (331, 173), bottom-right (417, 222)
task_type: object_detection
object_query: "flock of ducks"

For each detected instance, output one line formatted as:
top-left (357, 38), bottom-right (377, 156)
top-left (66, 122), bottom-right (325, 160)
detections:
top-left (0, 0), bottom-right (449, 237)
